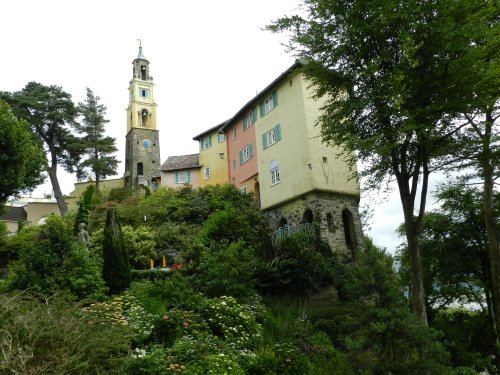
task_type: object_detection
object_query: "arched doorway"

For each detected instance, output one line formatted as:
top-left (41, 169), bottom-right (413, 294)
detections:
top-left (278, 217), bottom-right (288, 228)
top-left (141, 109), bottom-right (149, 127)
top-left (137, 162), bottom-right (144, 176)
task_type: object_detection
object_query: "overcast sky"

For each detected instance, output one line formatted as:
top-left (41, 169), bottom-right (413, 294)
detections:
top-left (2, 0), bottom-right (447, 253)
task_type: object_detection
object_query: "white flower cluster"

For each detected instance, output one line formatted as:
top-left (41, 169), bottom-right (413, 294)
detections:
top-left (131, 347), bottom-right (146, 359)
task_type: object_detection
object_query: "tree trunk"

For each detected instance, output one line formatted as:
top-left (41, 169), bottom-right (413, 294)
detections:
top-left (403, 204), bottom-right (428, 324)
top-left (480, 112), bottom-right (500, 372)
top-left (47, 150), bottom-right (68, 215)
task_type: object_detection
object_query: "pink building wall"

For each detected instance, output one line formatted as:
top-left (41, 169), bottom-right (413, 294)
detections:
top-left (224, 116), bottom-right (258, 188)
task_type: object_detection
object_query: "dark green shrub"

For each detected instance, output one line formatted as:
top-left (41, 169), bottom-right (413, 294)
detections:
top-left (4, 216), bottom-right (106, 299)
top-left (256, 232), bottom-right (339, 297)
top-left (102, 208), bottom-right (130, 294)
top-left (192, 241), bottom-right (256, 298)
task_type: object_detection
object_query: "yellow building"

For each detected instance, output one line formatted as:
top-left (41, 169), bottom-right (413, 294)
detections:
top-left (192, 122), bottom-right (229, 187)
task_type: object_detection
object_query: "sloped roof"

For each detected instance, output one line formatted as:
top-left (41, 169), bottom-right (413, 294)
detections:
top-left (220, 60), bottom-right (303, 131)
top-left (192, 121), bottom-right (228, 141)
top-left (160, 154), bottom-right (201, 172)
top-left (0, 206), bottom-right (27, 222)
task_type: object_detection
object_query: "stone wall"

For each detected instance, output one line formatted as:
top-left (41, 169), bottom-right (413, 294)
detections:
top-left (263, 191), bottom-right (363, 256)
top-left (125, 128), bottom-right (161, 189)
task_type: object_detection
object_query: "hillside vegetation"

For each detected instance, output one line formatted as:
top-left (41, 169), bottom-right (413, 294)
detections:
top-left (0, 185), bottom-right (492, 374)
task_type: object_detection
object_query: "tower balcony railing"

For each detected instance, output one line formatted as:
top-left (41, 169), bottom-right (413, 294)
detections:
top-left (270, 223), bottom-right (315, 246)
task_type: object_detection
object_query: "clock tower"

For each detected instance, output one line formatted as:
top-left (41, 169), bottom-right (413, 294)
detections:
top-left (124, 45), bottom-right (161, 189)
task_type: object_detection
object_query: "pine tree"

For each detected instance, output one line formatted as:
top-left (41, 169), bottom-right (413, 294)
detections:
top-left (102, 208), bottom-right (130, 294)
top-left (75, 88), bottom-right (118, 191)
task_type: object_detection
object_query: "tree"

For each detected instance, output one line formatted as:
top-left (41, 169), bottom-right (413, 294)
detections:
top-left (397, 182), bottom-right (499, 371)
top-left (0, 99), bottom-right (45, 207)
top-left (397, 183), bottom-right (499, 320)
top-left (102, 208), bottom-right (130, 294)
top-left (268, 0), bottom-right (496, 324)
top-left (75, 88), bottom-right (118, 190)
top-left (1, 82), bottom-right (81, 215)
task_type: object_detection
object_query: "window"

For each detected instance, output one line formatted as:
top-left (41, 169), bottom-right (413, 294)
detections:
top-left (262, 124), bottom-right (281, 149)
top-left (239, 186), bottom-right (247, 193)
top-left (204, 166), bottom-right (210, 180)
top-left (200, 135), bottom-right (212, 150)
top-left (140, 88), bottom-right (149, 98)
top-left (269, 160), bottom-right (280, 185)
top-left (175, 171), bottom-right (191, 184)
top-left (233, 160), bottom-right (236, 170)
top-left (271, 167), bottom-right (280, 185)
top-left (218, 132), bottom-right (225, 143)
top-left (233, 128), bottom-right (237, 140)
top-left (242, 108), bottom-right (257, 130)
top-left (239, 143), bottom-right (253, 165)
top-left (259, 91), bottom-right (278, 117)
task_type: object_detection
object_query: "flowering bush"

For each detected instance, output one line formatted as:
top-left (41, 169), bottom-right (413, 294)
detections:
top-left (126, 345), bottom-right (168, 375)
top-left (185, 353), bottom-right (245, 375)
top-left (83, 295), bottom-right (155, 345)
top-left (155, 308), bottom-right (209, 346)
top-left (203, 296), bottom-right (263, 350)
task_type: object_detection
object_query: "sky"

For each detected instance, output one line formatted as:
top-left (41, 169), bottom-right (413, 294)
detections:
top-left (1, 0), bottom-right (446, 253)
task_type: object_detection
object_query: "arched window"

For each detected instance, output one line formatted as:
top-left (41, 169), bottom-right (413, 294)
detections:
top-left (141, 109), bottom-right (149, 127)
top-left (137, 162), bottom-right (144, 176)
top-left (342, 209), bottom-right (357, 250)
top-left (302, 208), bottom-right (313, 224)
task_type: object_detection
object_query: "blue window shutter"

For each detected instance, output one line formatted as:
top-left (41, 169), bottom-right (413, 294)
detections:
top-left (252, 108), bottom-right (257, 123)
top-left (208, 136), bottom-right (212, 147)
top-left (272, 91), bottom-right (278, 107)
top-left (259, 102), bottom-right (265, 117)
top-left (242, 116), bottom-right (247, 130)
top-left (262, 133), bottom-right (268, 149)
top-left (239, 150), bottom-right (243, 165)
top-left (187, 170), bottom-right (191, 182)
top-left (175, 172), bottom-right (179, 184)
top-left (275, 124), bottom-right (281, 141)
top-left (249, 143), bottom-right (253, 158)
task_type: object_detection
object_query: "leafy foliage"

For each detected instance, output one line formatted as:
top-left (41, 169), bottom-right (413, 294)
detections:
top-left (4, 215), bottom-right (106, 299)
top-left (1, 82), bottom-right (81, 215)
top-left (0, 293), bottom-right (130, 374)
top-left (0, 99), bottom-right (45, 206)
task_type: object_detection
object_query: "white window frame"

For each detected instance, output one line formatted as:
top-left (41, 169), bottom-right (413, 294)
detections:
top-left (267, 128), bottom-right (279, 147)
top-left (270, 167), bottom-right (280, 185)
top-left (204, 166), bottom-right (211, 180)
top-left (178, 172), bottom-right (189, 184)
top-left (239, 186), bottom-right (247, 193)
top-left (140, 88), bottom-right (149, 99)
top-left (218, 133), bottom-right (225, 143)
top-left (232, 128), bottom-right (237, 140)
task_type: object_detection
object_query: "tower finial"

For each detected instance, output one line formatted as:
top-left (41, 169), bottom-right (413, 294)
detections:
top-left (137, 38), bottom-right (142, 48)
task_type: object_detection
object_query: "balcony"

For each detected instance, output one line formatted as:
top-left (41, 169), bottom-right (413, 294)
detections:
top-left (270, 223), bottom-right (315, 246)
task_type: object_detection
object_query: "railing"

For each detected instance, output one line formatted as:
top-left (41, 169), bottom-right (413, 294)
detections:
top-left (270, 223), bottom-right (315, 246)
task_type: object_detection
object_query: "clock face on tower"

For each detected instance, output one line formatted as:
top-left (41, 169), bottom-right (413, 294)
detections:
top-left (143, 139), bottom-right (151, 148)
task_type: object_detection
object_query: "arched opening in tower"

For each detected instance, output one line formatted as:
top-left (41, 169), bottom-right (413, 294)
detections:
top-left (302, 208), bottom-right (314, 224)
top-left (278, 217), bottom-right (288, 228)
top-left (137, 162), bottom-right (144, 176)
top-left (141, 65), bottom-right (147, 80)
top-left (342, 208), bottom-right (357, 250)
top-left (141, 109), bottom-right (149, 127)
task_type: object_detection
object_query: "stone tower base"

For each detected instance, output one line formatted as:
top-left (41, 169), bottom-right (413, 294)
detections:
top-left (263, 191), bottom-right (363, 257)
